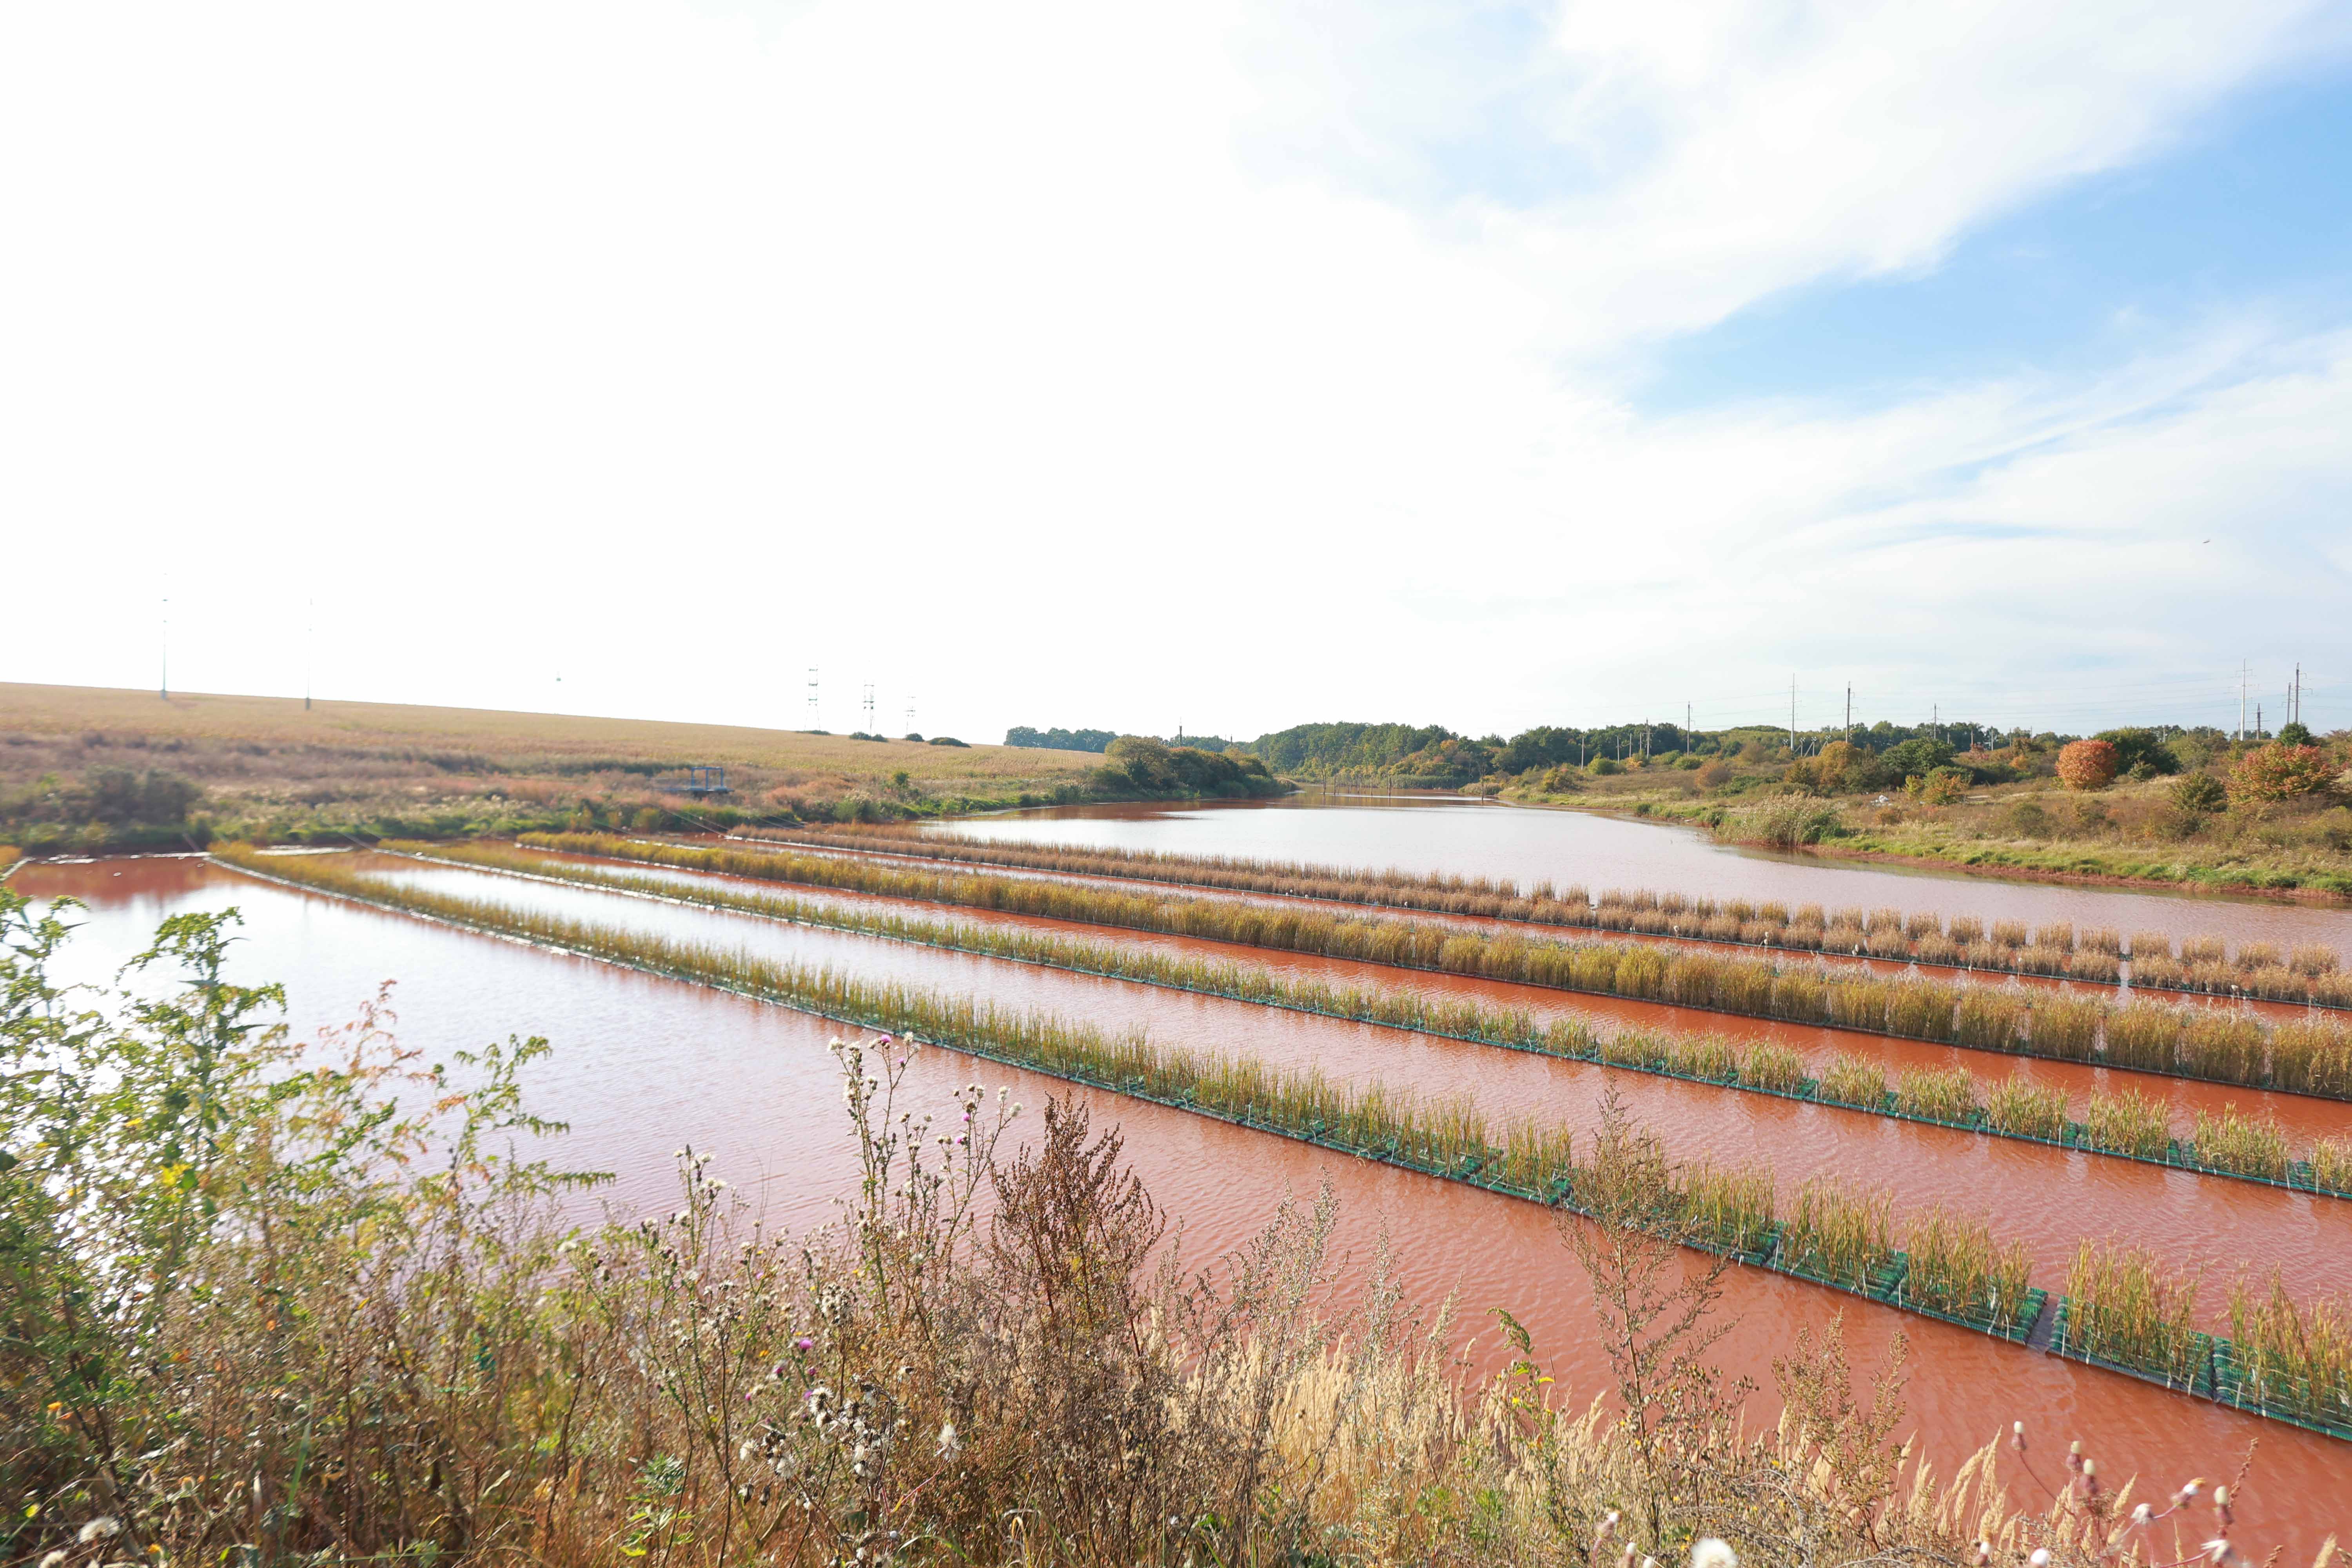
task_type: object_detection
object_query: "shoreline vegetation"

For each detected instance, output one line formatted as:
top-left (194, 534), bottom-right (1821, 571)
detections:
top-left (503, 833), bottom-right (2352, 1101)
top-left (737, 824), bottom-right (2352, 1005)
top-left (362, 837), bottom-right (2352, 1197)
top-left (5, 894), bottom-right (2314, 1567)
top-left (1249, 718), bottom-right (2352, 900)
top-left (196, 849), bottom-right (2352, 1448)
top-left (0, 684), bottom-right (1276, 855)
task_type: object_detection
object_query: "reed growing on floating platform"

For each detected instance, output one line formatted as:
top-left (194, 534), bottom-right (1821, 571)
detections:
top-left (511, 833), bottom-right (2346, 1098)
top-left (350, 840), bottom-right (2352, 1199)
top-left (1738, 1042), bottom-right (1809, 1095)
top-left (2192, 1107), bottom-right (2290, 1181)
top-left (2314, 1137), bottom-right (2352, 1196)
top-left (2062, 1241), bottom-right (2205, 1387)
top-left (1893, 1066), bottom-right (1978, 1124)
top-left (1983, 1077), bottom-right (2069, 1141)
top-left (1902, 1206), bottom-right (2034, 1330)
top-left (1676, 1160), bottom-right (1775, 1255)
top-left (2081, 1090), bottom-right (2172, 1161)
top-left (2226, 1274), bottom-right (2352, 1430)
top-left (1781, 1179), bottom-right (1896, 1290)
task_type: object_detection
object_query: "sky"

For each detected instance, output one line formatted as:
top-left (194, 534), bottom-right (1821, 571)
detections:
top-left (4, 0), bottom-right (2351, 745)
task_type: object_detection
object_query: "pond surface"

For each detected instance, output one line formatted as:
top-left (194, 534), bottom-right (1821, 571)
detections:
top-left (926, 791), bottom-right (2352, 956)
top-left (10, 854), bottom-right (2350, 1551)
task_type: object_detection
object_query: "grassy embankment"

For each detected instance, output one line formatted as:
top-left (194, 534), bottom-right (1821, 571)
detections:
top-left (383, 837), bottom-right (2352, 1194)
top-left (516, 833), bottom-right (2352, 1100)
top-left (0, 682), bottom-right (1122, 852)
top-left (1513, 762), bottom-right (2352, 898)
top-left (15, 889), bottom-right (2287, 1567)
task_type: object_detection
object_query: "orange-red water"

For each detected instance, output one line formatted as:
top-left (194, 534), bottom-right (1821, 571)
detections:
top-left (14, 855), bottom-right (2352, 1548)
top-left (509, 845), bottom-right (2352, 1144)
top-left (922, 794), bottom-right (2352, 958)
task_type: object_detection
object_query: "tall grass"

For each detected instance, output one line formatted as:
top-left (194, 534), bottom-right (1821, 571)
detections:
top-left (1781, 1179), bottom-right (1896, 1289)
top-left (2315, 1137), bottom-right (2352, 1196)
top-left (1902, 1207), bottom-right (2034, 1330)
top-left (2192, 1107), bottom-right (2289, 1180)
top-left (725, 828), bottom-right (2343, 1001)
top-left (2081, 1090), bottom-right (2172, 1161)
top-left (2226, 1274), bottom-right (2352, 1431)
top-left (1817, 1055), bottom-right (1888, 1109)
top-left (1893, 1067), bottom-right (1978, 1124)
top-left (2062, 1242), bottom-right (2206, 1387)
top-left (1677, 1160), bottom-right (1776, 1254)
top-left (2270, 1017), bottom-right (2352, 1098)
top-left (511, 834), bottom-right (2350, 1100)
top-left (1739, 1042), bottom-right (1809, 1094)
top-left (1983, 1077), bottom-right (2069, 1141)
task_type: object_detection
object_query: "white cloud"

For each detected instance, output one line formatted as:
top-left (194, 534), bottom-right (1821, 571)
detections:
top-left (1, 0), bottom-right (2345, 740)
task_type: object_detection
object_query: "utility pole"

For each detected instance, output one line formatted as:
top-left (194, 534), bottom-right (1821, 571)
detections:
top-left (2239, 660), bottom-right (2248, 742)
top-left (1845, 684), bottom-right (1852, 742)
top-left (861, 683), bottom-right (876, 733)
top-left (807, 668), bottom-right (819, 730)
top-left (160, 595), bottom-right (169, 700)
top-left (1790, 675), bottom-right (1797, 757)
top-left (305, 596), bottom-right (314, 710)
top-left (905, 695), bottom-right (916, 735)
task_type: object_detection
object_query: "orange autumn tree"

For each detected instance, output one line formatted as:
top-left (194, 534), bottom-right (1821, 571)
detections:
top-left (2055, 739), bottom-right (2118, 791)
top-left (2228, 743), bottom-right (2341, 804)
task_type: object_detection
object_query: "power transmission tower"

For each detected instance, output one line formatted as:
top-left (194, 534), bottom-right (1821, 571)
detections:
top-left (807, 668), bottom-right (819, 730)
top-left (905, 695), bottom-right (916, 735)
top-left (2239, 660), bottom-right (2248, 741)
top-left (1845, 684), bottom-right (1852, 742)
top-left (861, 684), bottom-right (876, 733)
top-left (160, 595), bottom-right (169, 700)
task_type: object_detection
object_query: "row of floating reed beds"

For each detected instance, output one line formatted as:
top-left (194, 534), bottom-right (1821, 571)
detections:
top-left (390, 838), bottom-right (2352, 1198)
top-left (735, 826), bottom-right (2352, 1006)
top-left (209, 842), bottom-right (2352, 1442)
top-left (524, 833), bottom-right (2352, 1101)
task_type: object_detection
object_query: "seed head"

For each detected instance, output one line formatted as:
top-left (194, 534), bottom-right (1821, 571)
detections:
top-left (1690, 1539), bottom-right (1736, 1568)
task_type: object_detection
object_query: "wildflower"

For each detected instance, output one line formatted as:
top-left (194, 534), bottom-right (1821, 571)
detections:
top-left (1973, 1541), bottom-right (1991, 1567)
top-left (2029, 1552), bottom-right (2051, 1568)
top-left (41, 1553), bottom-right (67, 1568)
top-left (936, 1422), bottom-right (961, 1460)
top-left (1690, 1541), bottom-right (1735, 1568)
top-left (79, 1519), bottom-right (122, 1544)
top-left (794, 1336), bottom-right (815, 1351)
top-left (2203, 1540), bottom-right (2242, 1566)
top-left (2011, 1420), bottom-right (2026, 1452)
top-left (2174, 1479), bottom-right (2205, 1506)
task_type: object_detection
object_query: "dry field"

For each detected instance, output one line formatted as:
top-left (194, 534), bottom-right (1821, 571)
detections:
top-left (0, 682), bottom-right (1103, 847)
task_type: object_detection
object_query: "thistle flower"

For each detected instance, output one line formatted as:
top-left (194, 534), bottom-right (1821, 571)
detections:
top-left (2029, 1551), bottom-right (2051, 1568)
top-left (78, 1519), bottom-right (121, 1544)
top-left (936, 1422), bottom-right (961, 1460)
top-left (1691, 1540), bottom-right (1736, 1568)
